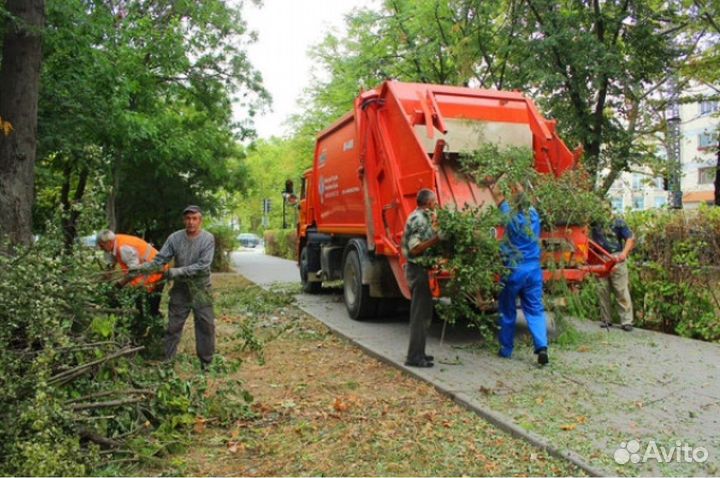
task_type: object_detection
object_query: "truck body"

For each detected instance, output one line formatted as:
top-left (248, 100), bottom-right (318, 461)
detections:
top-left (297, 80), bottom-right (611, 319)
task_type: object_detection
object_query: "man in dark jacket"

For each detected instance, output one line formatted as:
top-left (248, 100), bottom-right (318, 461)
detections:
top-left (591, 208), bottom-right (635, 331)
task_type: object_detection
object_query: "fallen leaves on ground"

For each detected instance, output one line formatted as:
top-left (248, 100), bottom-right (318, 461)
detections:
top-left (137, 274), bottom-right (584, 477)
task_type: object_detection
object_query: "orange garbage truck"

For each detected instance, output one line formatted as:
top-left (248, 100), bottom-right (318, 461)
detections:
top-left (296, 80), bottom-right (613, 319)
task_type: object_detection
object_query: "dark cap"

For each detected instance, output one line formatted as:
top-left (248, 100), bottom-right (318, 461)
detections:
top-left (183, 205), bottom-right (202, 215)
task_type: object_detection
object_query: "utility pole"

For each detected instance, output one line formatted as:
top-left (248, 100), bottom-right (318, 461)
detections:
top-left (667, 78), bottom-right (684, 209)
top-left (665, 0), bottom-right (683, 209)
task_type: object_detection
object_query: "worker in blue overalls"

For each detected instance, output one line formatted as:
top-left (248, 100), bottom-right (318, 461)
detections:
top-left (488, 181), bottom-right (549, 366)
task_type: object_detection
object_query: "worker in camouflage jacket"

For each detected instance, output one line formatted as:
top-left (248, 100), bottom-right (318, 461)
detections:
top-left (401, 188), bottom-right (442, 368)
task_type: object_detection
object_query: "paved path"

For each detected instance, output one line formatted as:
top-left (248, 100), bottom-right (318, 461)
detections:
top-left (230, 250), bottom-right (720, 477)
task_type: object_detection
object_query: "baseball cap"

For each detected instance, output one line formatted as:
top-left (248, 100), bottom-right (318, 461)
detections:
top-left (183, 205), bottom-right (202, 215)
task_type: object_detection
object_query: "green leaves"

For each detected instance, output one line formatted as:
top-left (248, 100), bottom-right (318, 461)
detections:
top-left (419, 204), bottom-right (506, 336)
top-left (297, 0), bottom-right (702, 195)
top-left (35, 0), bottom-right (270, 242)
top-left (459, 143), bottom-right (536, 198)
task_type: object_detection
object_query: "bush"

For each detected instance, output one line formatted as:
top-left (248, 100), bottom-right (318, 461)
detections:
top-left (0, 232), bottom-right (256, 475)
top-left (264, 229), bottom-right (297, 260)
top-left (625, 206), bottom-right (720, 342)
top-left (206, 224), bottom-right (238, 272)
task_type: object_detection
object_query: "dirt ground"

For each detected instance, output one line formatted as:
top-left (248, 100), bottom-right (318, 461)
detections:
top-left (139, 274), bottom-right (582, 476)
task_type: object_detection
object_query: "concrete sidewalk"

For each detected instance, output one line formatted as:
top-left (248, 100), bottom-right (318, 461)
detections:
top-left (230, 251), bottom-right (720, 477)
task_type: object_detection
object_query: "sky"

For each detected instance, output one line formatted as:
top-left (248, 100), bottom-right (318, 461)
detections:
top-left (241, 0), bottom-right (371, 139)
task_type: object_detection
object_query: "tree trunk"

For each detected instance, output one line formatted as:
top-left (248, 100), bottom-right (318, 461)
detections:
top-left (60, 160), bottom-right (89, 253)
top-left (0, 0), bottom-right (46, 247)
top-left (715, 137), bottom-right (720, 206)
top-left (106, 157), bottom-right (120, 231)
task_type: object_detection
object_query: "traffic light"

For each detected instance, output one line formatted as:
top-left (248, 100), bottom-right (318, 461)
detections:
top-left (284, 179), bottom-right (294, 195)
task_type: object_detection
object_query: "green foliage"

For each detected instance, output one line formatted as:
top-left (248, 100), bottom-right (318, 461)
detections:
top-left (624, 206), bottom-right (720, 342)
top-left (263, 229), bottom-right (298, 260)
top-left (532, 169), bottom-right (606, 227)
top-left (34, 0), bottom-right (269, 243)
top-left (205, 224), bottom-right (238, 272)
top-left (235, 138), bottom-right (308, 233)
top-left (425, 206), bottom-right (506, 337)
top-left (298, 0), bottom-right (702, 194)
top-left (0, 233), bottom-right (259, 475)
top-left (459, 143), bottom-right (605, 227)
top-left (459, 143), bottom-right (536, 197)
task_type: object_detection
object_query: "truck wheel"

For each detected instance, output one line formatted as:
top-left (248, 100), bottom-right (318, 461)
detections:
top-left (343, 248), bottom-right (378, 320)
top-left (300, 246), bottom-right (321, 294)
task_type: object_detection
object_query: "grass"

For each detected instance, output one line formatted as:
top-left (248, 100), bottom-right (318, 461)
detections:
top-left (133, 274), bottom-right (583, 477)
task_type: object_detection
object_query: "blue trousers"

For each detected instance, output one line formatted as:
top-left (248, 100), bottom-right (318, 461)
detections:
top-left (498, 261), bottom-right (548, 357)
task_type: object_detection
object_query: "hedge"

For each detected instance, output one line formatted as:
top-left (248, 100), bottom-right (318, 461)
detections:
top-left (263, 229), bottom-right (297, 261)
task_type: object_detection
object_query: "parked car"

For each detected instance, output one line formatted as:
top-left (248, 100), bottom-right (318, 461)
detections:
top-left (237, 233), bottom-right (261, 248)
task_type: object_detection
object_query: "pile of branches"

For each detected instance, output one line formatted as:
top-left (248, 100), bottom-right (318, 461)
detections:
top-left (0, 236), bottom-right (252, 475)
top-left (418, 143), bottom-right (605, 336)
top-left (459, 143), bottom-right (606, 228)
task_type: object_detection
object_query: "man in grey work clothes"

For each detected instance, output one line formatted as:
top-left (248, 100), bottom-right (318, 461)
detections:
top-left (137, 205), bottom-right (216, 369)
top-left (401, 189), bottom-right (442, 368)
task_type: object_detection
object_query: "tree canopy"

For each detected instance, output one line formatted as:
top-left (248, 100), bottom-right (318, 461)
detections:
top-left (295, 0), bottom-right (716, 193)
top-left (32, 0), bottom-right (269, 245)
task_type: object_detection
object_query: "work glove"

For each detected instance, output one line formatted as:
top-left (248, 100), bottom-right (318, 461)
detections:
top-left (164, 268), bottom-right (180, 280)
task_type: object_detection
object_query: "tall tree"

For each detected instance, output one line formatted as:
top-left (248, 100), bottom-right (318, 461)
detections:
top-left (301, 0), bottom-right (702, 193)
top-left (33, 0), bottom-right (268, 246)
top-left (0, 0), bottom-right (45, 246)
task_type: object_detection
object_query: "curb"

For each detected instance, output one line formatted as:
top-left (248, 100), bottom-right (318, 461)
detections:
top-left (294, 300), bottom-right (610, 478)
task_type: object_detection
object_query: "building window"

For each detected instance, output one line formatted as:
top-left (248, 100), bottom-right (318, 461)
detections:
top-left (632, 196), bottom-right (645, 210)
top-left (654, 196), bottom-right (667, 208)
top-left (655, 177), bottom-right (665, 189)
top-left (699, 132), bottom-right (716, 149)
top-left (700, 100), bottom-right (720, 116)
top-left (699, 167), bottom-right (716, 185)
top-left (611, 197), bottom-right (624, 212)
top-left (631, 174), bottom-right (643, 190)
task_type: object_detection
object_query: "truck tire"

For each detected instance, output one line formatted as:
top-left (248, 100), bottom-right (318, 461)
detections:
top-left (343, 248), bottom-right (378, 320)
top-left (300, 246), bottom-right (321, 294)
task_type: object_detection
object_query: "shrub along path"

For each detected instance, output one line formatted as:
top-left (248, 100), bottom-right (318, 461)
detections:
top-left (231, 251), bottom-right (720, 477)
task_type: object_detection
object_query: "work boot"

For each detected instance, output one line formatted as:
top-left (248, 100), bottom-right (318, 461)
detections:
top-left (537, 348), bottom-right (549, 366)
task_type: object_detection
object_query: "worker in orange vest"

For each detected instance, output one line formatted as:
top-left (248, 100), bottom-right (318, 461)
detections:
top-left (96, 230), bottom-right (168, 319)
